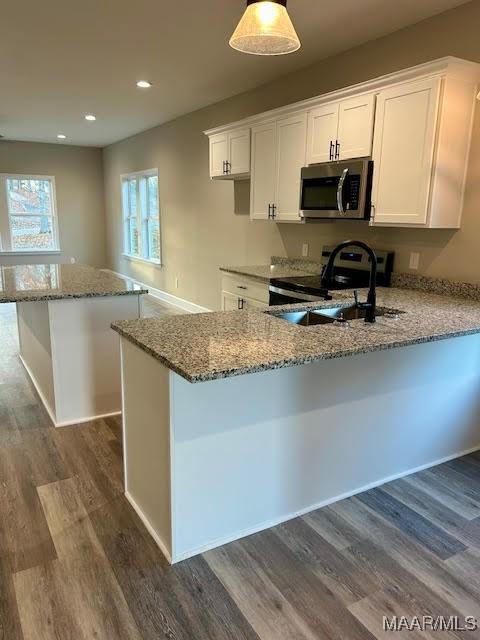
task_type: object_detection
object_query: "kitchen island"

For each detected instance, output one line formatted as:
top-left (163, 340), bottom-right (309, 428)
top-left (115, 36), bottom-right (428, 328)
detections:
top-left (112, 283), bottom-right (480, 563)
top-left (1, 263), bottom-right (147, 427)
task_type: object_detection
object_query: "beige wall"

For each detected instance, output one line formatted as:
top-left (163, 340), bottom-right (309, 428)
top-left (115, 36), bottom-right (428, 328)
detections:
top-left (103, 0), bottom-right (480, 311)
top-left (0, 141), bottom-right (106, 266)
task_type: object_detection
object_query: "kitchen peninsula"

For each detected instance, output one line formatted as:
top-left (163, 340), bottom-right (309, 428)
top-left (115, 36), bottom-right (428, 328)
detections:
top-left (113, 282), bottom-right (480, 564)
top-left (1, 263), bottom-right (147, 427)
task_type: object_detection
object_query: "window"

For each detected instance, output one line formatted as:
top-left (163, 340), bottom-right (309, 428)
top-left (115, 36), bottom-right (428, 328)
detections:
top-left (0, 175), bottom-right (59, 252)
top-left (121, 169), bottom-right (160, 264)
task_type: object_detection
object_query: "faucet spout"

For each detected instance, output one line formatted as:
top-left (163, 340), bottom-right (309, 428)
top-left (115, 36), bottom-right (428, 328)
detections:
top-left (323, 240), bottom-right (378, 323)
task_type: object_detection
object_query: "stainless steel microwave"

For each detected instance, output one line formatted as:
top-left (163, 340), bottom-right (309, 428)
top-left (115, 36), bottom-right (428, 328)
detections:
top-left (300, 157), bottom-right (373, 220)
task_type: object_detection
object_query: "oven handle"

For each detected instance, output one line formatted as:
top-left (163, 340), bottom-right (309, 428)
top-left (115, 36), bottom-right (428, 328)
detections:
top-left (336, 168), bottom-right (349, 214)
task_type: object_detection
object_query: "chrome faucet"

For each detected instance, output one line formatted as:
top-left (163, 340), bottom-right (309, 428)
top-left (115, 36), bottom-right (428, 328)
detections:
top-left (323, 240), bottom-right (378, 323)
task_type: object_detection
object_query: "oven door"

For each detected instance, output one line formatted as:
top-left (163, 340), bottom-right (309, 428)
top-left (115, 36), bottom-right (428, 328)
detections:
top-left (300, 158), bottom-right (372, 220)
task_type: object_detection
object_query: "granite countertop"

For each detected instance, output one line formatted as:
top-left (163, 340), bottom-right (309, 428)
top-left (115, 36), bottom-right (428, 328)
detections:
top-left (112, 286), bottom-right (480, 383)
top-left (0, 263), bottom-right (147, 303)
top-left (220, 264), bottom-right (316, 282)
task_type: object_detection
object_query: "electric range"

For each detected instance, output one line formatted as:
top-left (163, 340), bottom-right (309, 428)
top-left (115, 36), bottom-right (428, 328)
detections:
top-left (269, 245), bottom-right (394, 306)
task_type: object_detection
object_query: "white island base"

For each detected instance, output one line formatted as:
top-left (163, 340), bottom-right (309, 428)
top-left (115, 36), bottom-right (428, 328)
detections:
top-left (17, 295), bottom-right (141, 427)
top-left (120, 334), bottom-right (480, 564)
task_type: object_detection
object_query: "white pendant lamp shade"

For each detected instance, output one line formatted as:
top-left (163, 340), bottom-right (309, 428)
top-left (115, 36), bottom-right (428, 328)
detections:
top-left (229, 0), bottom-right (301, 56)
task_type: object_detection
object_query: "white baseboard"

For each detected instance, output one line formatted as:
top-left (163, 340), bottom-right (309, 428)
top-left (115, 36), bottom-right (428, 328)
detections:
top-left (19, 354), bottom-right (58, 427)
top-left (171, 443), bottom-right (480, 563)
top-left (103, 269), bottom-right (211, 314)
top-left (125, 490), bottom-right (173, 564)
top-left (55, 411), bottom-right (122, 429)
top-left (19, 354), bottom-right (121, 429)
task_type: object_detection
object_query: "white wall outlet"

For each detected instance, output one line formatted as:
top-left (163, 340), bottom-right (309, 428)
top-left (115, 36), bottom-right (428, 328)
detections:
top-left (302, 243), bottom-right (309, 257)
top-left (409, 252), bottom-right (420, 270)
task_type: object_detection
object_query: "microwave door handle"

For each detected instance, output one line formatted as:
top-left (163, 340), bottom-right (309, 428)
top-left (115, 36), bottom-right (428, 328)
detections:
top-left (336, 168), bottom-right (349, 214)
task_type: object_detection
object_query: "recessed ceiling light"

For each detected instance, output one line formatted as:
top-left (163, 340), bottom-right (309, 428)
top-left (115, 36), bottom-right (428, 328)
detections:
top-left (136, 80), bottom-right (152, 88)
top-left (85, 114), bottom-right (96, 121)
top-left (57, 134), bottom-right (66, 139)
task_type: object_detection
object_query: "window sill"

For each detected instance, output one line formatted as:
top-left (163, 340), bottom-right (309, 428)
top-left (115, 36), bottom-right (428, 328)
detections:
top-left (122, 253), bottom-right (162, 268)
top-left (0, 250), bottom-right (61, 256)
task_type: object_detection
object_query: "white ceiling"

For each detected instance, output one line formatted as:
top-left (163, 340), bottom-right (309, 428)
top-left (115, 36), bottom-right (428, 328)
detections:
top-left (0, 0), bottom-right (470, 147)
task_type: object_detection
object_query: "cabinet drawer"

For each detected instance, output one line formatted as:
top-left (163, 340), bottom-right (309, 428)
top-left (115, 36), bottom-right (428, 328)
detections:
top-left (221, 275), bottom-right (269, 304)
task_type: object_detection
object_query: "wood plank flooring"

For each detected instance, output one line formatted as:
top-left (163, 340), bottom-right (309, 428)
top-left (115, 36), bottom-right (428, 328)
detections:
top-left (1, 301), bottom-right (480, 639)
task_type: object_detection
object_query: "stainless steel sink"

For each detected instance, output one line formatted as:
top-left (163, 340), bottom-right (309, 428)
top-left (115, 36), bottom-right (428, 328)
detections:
top-left (315, 304), bottom-right (386, 322)
top-left (271, 304), bottom-right (401, 326)
top-left (272, 310), bottom-right (336, 326)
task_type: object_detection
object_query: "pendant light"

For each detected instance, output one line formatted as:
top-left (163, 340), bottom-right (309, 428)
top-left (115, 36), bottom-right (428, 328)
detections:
top-left (229, 0), bottom-right (301, 56)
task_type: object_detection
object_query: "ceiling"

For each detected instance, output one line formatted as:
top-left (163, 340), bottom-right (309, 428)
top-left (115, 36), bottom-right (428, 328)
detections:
top-left (0, 0), bottom-right (470, 147)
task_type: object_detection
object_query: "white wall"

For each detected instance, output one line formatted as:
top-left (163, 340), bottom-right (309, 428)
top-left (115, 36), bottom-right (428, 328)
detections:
top-left (0, 141), bottom-right (106, 266)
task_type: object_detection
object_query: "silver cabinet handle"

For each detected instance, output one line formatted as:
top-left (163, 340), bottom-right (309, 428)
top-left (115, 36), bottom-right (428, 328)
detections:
top-left (329, 141), bottom-right (334, 160)
top-left (336, 168), bottom-right (349, 214)
top-left (335, 140), bottom-right (340, 160)
top-left (237, 285), bottom-right (247, 290)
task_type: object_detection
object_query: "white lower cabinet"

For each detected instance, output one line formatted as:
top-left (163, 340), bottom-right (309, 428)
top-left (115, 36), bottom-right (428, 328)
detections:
top-left (221, 274), bottom-right (269, 310)
top-left (250, 113), bottom-right (307, 222)
top-left (222, 291), bottom-right (244, 311)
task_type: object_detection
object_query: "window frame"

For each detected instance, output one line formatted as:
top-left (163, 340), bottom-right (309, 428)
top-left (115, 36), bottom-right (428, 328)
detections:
top-left (0, 174), bottom-right (60, 253)
top-left (120, 168), bottom-right (161, 266)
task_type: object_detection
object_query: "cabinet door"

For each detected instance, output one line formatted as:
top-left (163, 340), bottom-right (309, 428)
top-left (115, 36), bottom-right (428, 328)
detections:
top-left (371, 77), bottom-right (441, 226)
top-left (222, 291), bottom-right (242, 310)
top-left (228, 128), bottom-right (250, 176)
top-left (337, 94), bottom-right (375, 160)
top-left (209, 133), bottom-right (228, 178)
top-left (250, 122), bottom-right (277, 220)
top-left (275, 112), bottom-right (307, 222)
top-left (306, 102), bottom-right (339, 164)
top-left (243, 296), bottom-right (268, 310)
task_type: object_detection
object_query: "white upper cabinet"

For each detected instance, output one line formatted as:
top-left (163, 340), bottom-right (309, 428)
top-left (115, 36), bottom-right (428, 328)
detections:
top-left (306, 103), bottom-right (339, 164)
top-left (206, 58), bottom-right (479, 228)
top-left (275, 113), bottom-right (307, 222)
top-left (371, 78), bottom-right (440, 226)
top-left (209, 128), bottom-right (250, 179)
top-left (370, 70), bottom-right (476, 228)
top-left (209, 133), bottom-right (228, 178)
top-left (337, 94), bottom-right (375, 160)
top-left (250, 114), bottom-right (306, 222)
top-left (250, 122), bottom-right (277, 220)
top-left (228, 128), bottom-right (250, 176)
top-left (306, 94), bottom-right (375, 164)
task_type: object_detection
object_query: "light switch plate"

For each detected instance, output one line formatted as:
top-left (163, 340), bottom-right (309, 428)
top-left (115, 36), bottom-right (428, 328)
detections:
top-left (302, 243), bottom-right (309, 257)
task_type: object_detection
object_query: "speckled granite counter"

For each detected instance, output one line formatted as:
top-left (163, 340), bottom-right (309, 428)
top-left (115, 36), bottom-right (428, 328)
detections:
top-left (0, 263), bottom-right (147, 303)
top-left (112, 286), bottom-right (480, 383)
top-left (220, 263), bottom-right (316, 282)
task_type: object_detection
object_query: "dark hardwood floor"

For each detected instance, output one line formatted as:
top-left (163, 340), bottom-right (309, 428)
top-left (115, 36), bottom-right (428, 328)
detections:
top-left (1, 300), bottom-right (480, 639)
